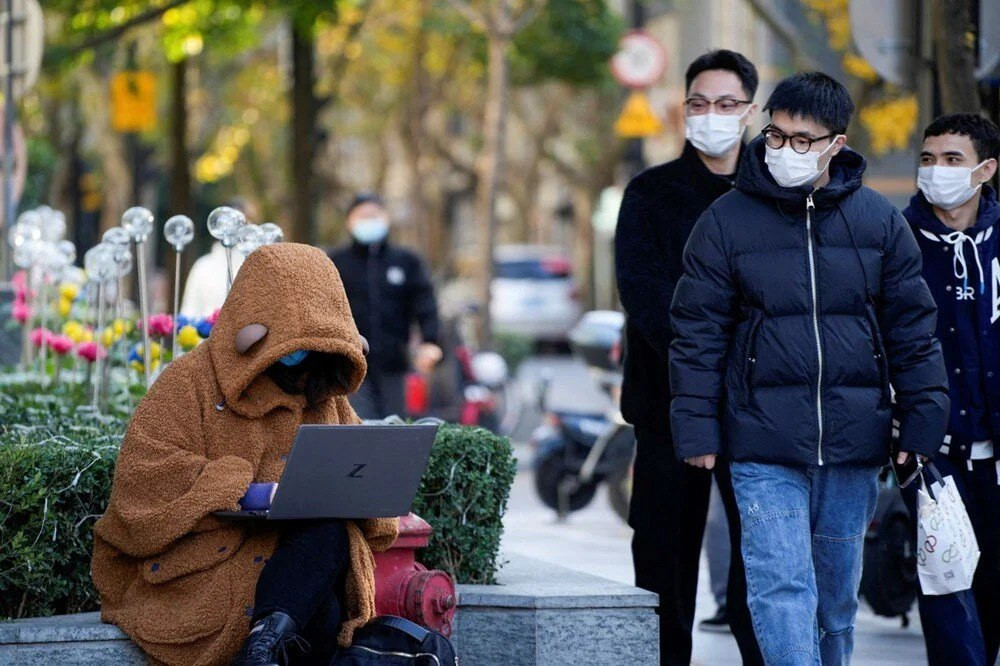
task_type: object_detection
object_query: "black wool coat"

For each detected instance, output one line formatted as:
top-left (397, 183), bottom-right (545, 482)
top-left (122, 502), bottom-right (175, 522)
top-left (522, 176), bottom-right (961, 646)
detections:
top-left (669, 136), bottom-right (950, 466)
top-left (615, 141), bottom-right (740, 434)
top-left (328, 240), bottom-right (440, 374)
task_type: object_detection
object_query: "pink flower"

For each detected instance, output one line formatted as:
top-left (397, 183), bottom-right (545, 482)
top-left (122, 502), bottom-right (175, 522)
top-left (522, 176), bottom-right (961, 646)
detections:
top-left (49, 335), bottom-right (74, 356)
top-left (11, 270), bottom-right (26, 291)
top-left (12, 301), bottom-right (31, 323)
top-left (207, 309), bottom-right (220, 326)
top-left (144, 313), bottom-right (175, 337)
top-left (76, 341), bottom-right (106, 362)
top-left (30, 327), bottom-right (53, 348)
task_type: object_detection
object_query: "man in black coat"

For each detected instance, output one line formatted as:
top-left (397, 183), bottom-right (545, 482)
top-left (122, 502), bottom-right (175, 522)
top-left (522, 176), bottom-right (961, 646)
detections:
top-left (328, 193), bottom-right (441, 419)
top-left (670, 73), bottom-right (949, 665)
top-left (615, 50), bottom-right (763, 666)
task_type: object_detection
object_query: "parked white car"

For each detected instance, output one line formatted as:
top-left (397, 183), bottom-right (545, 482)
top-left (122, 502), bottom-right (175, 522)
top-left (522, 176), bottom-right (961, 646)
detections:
top-left (491, 245), bottom-right (582, 342)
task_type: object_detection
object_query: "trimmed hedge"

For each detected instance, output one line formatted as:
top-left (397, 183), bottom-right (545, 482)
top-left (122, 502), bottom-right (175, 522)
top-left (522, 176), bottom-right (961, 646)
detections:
top-left (0, 381), bottom-right (516, 619)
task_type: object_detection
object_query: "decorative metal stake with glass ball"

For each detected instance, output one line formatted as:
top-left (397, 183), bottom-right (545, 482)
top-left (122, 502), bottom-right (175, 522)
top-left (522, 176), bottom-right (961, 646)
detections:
top-left (164, 215), bottom-right (195, 363)
top-left (121, 206), bottom-right (156, 389)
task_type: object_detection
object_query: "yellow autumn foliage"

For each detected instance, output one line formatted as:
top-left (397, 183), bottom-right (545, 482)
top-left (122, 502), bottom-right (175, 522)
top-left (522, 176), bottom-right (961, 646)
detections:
top-left (859, 96), bottom-right (918, 155)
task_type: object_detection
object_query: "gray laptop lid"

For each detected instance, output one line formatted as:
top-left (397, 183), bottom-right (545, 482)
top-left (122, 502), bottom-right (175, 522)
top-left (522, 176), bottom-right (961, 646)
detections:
top-left (266, 424), bottom-right (437, 520)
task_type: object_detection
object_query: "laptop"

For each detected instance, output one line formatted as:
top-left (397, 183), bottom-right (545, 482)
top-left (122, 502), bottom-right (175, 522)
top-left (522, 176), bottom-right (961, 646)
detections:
top-left (214, 424), bottom-right (438, 520)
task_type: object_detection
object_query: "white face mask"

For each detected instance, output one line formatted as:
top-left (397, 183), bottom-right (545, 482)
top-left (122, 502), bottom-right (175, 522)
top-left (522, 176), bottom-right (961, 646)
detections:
top-left (917, 161), bottom-right (988, 211)
top-left (351, 217), bottom-right (389, 245)
top-left (685, 109), bottom-right (749, 158)
top-left (764, 137), bottom-right (842, 189)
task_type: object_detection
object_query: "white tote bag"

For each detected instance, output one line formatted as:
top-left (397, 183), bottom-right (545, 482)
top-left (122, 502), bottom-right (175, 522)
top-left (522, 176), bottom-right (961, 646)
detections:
top-left (915, 463), bottom-right (981, 596)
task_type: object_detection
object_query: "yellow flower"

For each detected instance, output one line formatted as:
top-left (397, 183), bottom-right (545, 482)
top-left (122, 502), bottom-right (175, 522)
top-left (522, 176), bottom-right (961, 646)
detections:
top-left (177, 325), bottom-right (202, 351)
top-left (62, 321), bottom-right (85, 343)
top-left (59, 283), bottom-right (80, 301)
top-left (58, 298), bottom-right (73, 317)
top-left (131, 358), bottom-right (160, 373)
top-left (113, 319), bottom-right (128, 337)
top-left (102, 328), bottom-right (115, 347)
top-left (80, 329), bottom-right (94, 343)
top-left (135, 342), bottom-right (162, 360)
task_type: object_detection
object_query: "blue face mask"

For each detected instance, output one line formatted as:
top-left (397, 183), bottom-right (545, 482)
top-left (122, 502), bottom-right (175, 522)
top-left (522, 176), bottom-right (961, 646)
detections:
top-left (351, 218), bottom-right (389, 245)
top-left (278, 350), bottom-right (310, 367)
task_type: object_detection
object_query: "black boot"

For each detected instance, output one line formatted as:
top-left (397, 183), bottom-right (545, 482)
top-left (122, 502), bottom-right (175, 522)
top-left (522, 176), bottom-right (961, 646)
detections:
top-left (233, 612), bottom-right (310, 666)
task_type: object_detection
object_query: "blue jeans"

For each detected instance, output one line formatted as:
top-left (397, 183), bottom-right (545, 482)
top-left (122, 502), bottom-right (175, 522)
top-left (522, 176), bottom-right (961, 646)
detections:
top-left (731, 462), bottom-right (879, 666)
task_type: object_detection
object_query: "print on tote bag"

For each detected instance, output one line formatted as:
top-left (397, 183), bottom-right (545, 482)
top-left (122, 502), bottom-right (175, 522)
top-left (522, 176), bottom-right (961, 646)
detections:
top-left (915, 463), bottom-right (981, 596)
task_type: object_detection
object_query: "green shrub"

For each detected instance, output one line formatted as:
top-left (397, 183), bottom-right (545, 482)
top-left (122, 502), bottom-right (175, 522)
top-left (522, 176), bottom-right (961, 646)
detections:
top-left (0, 383), bottom-right (516, 619)
top-left (413, 424), bottom-right (517, 585)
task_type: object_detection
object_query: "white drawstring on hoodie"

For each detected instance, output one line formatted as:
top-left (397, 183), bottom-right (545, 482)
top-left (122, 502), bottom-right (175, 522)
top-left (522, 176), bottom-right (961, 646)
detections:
top-left (943, 231), bottom-right (985, 295)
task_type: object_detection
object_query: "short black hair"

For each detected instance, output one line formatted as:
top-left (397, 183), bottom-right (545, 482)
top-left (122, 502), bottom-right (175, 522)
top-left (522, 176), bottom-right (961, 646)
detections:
top-left (764, 72), bottom-right (855, 134)
top-left (924, 113), bottom-right (1000, 162)
top-left (346, 192), bottom-right (385, 217)
top-left (685, 50), bottom-right (759, 99)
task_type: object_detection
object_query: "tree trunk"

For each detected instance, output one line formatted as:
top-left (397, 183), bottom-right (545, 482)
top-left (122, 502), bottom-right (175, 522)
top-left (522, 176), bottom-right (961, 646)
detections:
top-left (932, 0), bottom-right (980, 114)
top-left (476, 2), bottom-right (512, 350)
top-left (168, 58), bottom-right (192, 309)
top-left (404, 0), bottom-right (433, 262)
top-left (290, 19), bottom-right (318, 244)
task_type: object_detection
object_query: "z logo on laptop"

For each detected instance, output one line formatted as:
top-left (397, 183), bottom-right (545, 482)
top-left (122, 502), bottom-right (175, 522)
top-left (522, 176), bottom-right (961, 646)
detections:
top-left (347, 464), bottom-right (367, 478)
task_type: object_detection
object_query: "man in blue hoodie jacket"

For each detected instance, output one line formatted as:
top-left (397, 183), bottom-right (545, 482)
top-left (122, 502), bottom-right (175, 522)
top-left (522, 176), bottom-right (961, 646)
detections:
top-left (670, 73), bottom-right (950, 665)
top-left (902, 113), bottom-right (1000, 666)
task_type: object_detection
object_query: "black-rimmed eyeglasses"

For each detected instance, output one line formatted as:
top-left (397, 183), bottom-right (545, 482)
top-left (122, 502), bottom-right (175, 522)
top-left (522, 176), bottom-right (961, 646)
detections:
top-left (761, 125), bottom-right (837, 154)
top-left (684, 97), bottom-right (752, 115)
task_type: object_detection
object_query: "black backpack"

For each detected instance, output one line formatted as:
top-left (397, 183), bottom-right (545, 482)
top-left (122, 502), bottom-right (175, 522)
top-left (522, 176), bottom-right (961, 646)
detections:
top-left (860, 470), bottom-right (917, 622)
top-left (333, 616), bottom-right (458, 665)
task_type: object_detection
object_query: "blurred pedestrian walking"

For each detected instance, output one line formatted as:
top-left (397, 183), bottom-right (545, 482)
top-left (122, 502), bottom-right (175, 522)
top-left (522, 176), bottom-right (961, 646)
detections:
top-left (328, 193), bottom-right (441, 420)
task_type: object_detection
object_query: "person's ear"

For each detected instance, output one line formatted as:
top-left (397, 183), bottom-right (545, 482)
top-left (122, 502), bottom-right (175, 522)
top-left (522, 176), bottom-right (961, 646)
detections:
top-left (977, 158), bottom-right (998, 183)
top-left (742, 104), bottom-right (759, 128)
top-left (831, 134), bottom-right (847, 155)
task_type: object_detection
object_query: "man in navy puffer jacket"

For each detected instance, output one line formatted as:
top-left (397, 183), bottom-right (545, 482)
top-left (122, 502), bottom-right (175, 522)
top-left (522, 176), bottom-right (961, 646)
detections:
top-left (669, 72), bottom-right (950, 665)
top-left (901, 113), bottom-right (1000, 666)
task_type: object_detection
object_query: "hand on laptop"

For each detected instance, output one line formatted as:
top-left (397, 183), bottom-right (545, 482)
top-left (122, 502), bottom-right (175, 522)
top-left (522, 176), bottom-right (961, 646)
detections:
top-left (239, 482), bottom-right (278, 511)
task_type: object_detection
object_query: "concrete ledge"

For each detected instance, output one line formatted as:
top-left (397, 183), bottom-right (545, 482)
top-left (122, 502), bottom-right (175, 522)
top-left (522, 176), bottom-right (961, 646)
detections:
top-left (0, 554), bottom-right (658, 665)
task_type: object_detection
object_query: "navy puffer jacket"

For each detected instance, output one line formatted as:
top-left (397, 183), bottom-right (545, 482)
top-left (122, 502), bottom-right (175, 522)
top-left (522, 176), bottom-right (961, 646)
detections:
top-left (669, 136), bottom-right (950, 466)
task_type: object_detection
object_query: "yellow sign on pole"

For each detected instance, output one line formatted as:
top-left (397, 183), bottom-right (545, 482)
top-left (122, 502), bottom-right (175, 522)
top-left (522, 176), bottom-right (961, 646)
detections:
top-left (614, 91), bottom-right (662, 138)
top-left (110, 71), bottom-right (157, 133)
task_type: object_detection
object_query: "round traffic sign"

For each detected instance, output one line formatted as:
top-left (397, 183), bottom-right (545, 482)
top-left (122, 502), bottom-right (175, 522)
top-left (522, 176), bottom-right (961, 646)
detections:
top-left (611, 31), bottom-right (667, 89)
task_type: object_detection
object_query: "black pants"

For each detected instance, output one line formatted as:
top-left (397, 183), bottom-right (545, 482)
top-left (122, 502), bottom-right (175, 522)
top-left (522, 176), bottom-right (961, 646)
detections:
top-left (629, 427), bottom-right (762, 666)
top-left (253, 519), bottom-right (351, 665)
top-left (350, 370), bottom-right (406, 420)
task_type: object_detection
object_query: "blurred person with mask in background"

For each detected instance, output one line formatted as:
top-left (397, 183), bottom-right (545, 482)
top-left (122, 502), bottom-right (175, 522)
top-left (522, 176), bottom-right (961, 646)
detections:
top-left (181, 197), bottom-right (255, 318)
top-left (328, 193), bottom-right (442, 420)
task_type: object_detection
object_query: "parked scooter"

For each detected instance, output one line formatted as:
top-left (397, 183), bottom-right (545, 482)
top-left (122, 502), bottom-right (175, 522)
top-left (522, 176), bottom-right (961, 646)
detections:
top-left (531, 311), bottom-right (634, 521)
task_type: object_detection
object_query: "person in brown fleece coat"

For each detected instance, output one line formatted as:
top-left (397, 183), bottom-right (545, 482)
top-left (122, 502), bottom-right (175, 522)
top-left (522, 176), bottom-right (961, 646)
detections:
top-left (91, 243), bottom-right (400, 666)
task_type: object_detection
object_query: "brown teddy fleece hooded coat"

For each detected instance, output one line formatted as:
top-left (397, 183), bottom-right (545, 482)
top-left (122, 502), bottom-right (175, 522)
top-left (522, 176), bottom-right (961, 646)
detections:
top-left (91, 243), bottom-right (399, 666)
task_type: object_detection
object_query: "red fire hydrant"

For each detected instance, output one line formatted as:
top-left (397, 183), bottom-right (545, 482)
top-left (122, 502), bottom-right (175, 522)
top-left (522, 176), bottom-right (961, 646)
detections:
top-left (373, 513), bottom-right (457, 637)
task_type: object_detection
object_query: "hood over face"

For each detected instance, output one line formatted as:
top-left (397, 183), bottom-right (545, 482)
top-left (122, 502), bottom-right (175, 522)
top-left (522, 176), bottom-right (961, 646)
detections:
top-left (736, 135), bottom-right (867, 208)
top-left (905, 184), bottom-right (1000, 236)
top-left (208, 243), bottom-right (367, 418)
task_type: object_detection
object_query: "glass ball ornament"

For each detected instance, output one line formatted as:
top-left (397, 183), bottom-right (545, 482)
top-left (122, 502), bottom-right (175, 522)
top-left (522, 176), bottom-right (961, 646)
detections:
top-left (207, 206), bottom-right (246, 246)
top-left (12, 239), bottom-right (42, 268)
top-left (39, 242), bottom-right (68, 274)
top-left (164, 215), bottom-right (195, 251)
top-left (38, 208), bottom-right (66, 242)
top-left (7, 220), bottom-right (41, 249)
top-left (84, 243), bottom-right (118, 282)
top-left (122, 207), bottom-right (155, 242)
top-left (102, 227), bottom-right (130, 247)
top-left (235, 224), bottom-right (264, 256)
top-left (116, 247), bottom-right (134, 279)
top-left (57, 240), bottom-right (77, 265)
top-left (259, 223), bottom-right (284, 245)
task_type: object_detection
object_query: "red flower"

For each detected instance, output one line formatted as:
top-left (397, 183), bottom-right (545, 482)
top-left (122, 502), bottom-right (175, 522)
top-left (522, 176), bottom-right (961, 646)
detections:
top-left (143, 313), bottom-right (175, 337)
top-left (12, 301), bottom-right (31, 323)
top-left (76, 341), bottom-right (107, 362)
top-left (30, 328), bottom-right (53, 348)
top-left (207, 309), bottom-right (220, 326)
top-left (50, 335), bottom-right (75, 356)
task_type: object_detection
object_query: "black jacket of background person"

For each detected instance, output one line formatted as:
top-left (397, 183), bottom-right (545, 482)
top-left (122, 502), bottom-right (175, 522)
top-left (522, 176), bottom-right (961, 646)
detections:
top-left (615, 141), bottom-right (741, 434)
top-left (328, 240), bottom-right (440, 373)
